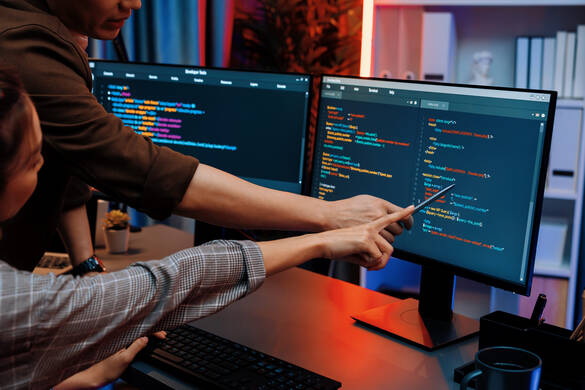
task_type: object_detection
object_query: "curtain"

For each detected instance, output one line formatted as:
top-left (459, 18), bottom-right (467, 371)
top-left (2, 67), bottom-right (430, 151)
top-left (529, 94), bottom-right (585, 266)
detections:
top-left (88, 0), bottom-right (234, 67)
top-left (87, 0), bottom-right (235, 232)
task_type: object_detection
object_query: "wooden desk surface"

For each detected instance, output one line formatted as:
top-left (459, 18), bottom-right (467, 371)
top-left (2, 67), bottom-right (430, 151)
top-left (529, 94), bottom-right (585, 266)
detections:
top-left (96, 224), bottom-right (194, 271)
top-left (191, 267), bottom-right (477, 390)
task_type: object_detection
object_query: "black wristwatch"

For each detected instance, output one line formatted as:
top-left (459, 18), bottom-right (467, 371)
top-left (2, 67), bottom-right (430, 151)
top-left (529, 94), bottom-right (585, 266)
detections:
top-left (71, 255), bottom-right (106, 276)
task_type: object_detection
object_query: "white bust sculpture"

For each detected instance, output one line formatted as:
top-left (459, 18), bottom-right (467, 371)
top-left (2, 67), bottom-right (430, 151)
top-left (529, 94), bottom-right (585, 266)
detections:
top-left (469, 51), bottom-right (493, 86)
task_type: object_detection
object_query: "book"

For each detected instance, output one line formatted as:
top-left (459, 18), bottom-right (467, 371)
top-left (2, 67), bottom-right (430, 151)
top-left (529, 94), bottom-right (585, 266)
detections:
top-left (547, 107), bottom-right (582, 192)
top-left (420, 12), bottom-right (457, 83)
top-left (573, 25), bottom-right (585, 98)
top-left (535, 220), bottom-right (567, 267)
top-left (515, 37), bottom-right (530, 89)
top-left (554, 31), bottom-right (567, 96)
top-left (541, 37), bottom-right (556, 91)
top-left (529, 37), bottom-right (543, 89)
top-left (563, 32), bottom-right (576, 98)
top-left (374, 7), bottom-right (423, 81)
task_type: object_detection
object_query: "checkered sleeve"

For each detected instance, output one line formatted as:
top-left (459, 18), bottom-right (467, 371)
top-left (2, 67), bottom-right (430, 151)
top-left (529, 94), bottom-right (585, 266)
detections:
top-left (0, 240), bottom-right (265, 390)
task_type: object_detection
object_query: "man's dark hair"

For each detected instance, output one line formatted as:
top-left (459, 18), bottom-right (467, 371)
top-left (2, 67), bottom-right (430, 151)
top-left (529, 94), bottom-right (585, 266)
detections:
top-left (0, 66), bottom-right (34, 192)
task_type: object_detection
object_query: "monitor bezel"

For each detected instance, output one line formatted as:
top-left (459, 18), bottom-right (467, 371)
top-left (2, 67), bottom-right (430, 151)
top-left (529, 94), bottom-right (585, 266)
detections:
top-left (88, 58), bottom-right (314, 195)
top-left (309, 73), bottom-right (556, 296)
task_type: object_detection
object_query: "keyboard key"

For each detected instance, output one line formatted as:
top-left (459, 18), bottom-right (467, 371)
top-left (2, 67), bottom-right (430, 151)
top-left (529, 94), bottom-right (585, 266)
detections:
top-left (152, 348), bottom-right (182, 363)
top-left (207, 371), bottom-right (221, 380)
top-left (220, 361), bottom-right (239, 371)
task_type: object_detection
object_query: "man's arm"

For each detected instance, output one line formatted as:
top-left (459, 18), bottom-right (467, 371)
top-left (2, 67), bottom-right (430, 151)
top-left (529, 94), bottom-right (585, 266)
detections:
top-left (1, 25), bottom-right (198, 221)
top-left (175, 164), bottom-right (413, 238)
top-left (57, 204), bottom-right (94, 266)
top-left (2, 25), bottom-right (411, 237)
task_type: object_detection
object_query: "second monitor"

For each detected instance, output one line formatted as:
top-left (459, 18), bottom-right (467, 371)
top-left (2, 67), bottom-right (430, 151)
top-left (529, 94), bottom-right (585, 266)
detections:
top-left (311, 75), bottom-right (555, 349)
top-left (89, 60), bottom-right (311, 195)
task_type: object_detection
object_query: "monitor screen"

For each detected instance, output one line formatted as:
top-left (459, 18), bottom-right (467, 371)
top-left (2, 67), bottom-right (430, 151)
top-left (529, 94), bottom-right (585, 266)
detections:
top-left (311, 76), bottom-right (554, 294)
top-left (89, 60), bottom-right (311, 194)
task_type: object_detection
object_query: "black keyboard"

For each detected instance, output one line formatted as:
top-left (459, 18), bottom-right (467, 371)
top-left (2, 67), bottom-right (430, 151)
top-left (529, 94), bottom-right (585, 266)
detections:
top-left (141, 324), bottom-right (342, 390)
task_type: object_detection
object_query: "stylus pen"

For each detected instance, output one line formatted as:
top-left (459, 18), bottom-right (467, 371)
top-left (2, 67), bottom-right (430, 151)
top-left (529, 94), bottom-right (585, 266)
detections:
top-left (398, 183), bottom-right (455, 228)
top-left (412, 183), bottom-right (456, 214)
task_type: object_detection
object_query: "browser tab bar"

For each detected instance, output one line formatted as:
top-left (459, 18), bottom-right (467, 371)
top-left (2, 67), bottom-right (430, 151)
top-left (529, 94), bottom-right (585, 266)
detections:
top-left (421, 99), bottom-right (449, 111)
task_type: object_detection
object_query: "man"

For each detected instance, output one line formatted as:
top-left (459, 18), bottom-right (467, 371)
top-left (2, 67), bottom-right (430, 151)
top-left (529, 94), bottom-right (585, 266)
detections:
top-left (0, 0), bottom-right (412, 272)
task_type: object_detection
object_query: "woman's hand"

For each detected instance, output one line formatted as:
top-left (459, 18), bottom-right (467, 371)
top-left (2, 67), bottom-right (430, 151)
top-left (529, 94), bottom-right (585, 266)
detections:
top-left (54, 331), bottom-right (166, 390)
top-left (318, 205), bottom-right (415, 270)
top-left (258, 206), bottom-right (415, 276)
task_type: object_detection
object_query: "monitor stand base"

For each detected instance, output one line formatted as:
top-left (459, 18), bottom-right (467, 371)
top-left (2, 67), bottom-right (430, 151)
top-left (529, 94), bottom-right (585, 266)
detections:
top-left (352, 298), bottom-right (479, 351)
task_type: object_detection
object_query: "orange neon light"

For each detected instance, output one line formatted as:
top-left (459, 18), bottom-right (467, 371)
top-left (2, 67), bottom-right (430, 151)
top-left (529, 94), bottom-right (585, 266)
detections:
top-left (360, 0), bottom-right (374, 77)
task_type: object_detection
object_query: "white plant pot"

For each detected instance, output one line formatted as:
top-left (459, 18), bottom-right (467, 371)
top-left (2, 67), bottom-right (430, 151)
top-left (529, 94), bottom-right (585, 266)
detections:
top-left (104, 226), bottom-right (130, 254)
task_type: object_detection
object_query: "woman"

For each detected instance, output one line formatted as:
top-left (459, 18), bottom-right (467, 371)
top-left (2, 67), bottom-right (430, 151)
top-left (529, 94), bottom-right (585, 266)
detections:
top-left (0, 67), bottom-right (414, 389)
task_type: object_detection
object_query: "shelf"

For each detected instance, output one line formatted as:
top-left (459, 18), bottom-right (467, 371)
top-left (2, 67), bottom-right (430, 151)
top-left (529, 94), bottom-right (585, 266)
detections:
top-left (375, 0), bottom-right (585, 5)
top-left (534, 262), bottom-right (571, 278)
top-left (544, 190), bottom-right (578, 200)
top-left (558, 99), bottom-right (585, 109)
top-left (367, 0), bottom-right (585, 328)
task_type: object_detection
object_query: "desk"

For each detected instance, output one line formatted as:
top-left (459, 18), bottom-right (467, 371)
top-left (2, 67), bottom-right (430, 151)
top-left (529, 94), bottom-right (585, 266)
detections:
top-left (32, 224), bottom-right (478, 388)
top-left (121, 229), bottom-right (477, 390)
top-left (110, 225), bottom-right (478, 389)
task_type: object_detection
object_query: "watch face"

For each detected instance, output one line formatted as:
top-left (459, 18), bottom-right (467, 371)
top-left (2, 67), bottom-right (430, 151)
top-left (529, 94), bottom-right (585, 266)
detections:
top-left (87, 258), bottom-right (98, 270)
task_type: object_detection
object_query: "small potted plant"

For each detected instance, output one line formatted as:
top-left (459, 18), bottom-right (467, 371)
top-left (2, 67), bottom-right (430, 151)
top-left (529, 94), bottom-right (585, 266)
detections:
top-left (103, 209), bottom-right (131, 253)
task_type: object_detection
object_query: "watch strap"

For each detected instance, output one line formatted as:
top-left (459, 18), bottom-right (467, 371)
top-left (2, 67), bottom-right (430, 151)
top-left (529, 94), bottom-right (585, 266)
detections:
top-left (71, 255), bottom-right (106, 276)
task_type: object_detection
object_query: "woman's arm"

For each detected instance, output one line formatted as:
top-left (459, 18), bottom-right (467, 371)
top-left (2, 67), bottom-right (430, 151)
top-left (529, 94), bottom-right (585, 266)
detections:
top-left (47, 207), bottom-right (413, 390)
top-left (258, 206), bottom-right (414, 276)
top-left (1, 239), bottom-right (264, 389)
top-left (2, 208), bottom-right (413, 389)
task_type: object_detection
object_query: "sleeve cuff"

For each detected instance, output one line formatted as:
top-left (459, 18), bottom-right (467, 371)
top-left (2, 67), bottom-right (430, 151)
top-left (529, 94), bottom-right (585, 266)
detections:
top-left (61, 176), bottom-right (91, 210)
top-left (199, 239), bottom-right (266, 293)
top-left (238, 240), bottom-right (266, 293)
top-left (140, 146), bottom-right (198, 220)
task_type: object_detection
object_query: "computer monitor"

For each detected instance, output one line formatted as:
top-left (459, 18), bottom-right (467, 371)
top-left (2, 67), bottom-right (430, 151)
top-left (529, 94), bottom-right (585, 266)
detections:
top-left (89, 60), bottom-right (311, 195)
top-left (310, 75), bottom-right (555, 350)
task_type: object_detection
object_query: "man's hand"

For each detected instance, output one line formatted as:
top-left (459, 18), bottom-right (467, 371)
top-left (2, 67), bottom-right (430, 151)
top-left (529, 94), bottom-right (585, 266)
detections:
top-left (175, 164), bottom-right (415, 235)
top-left (327, 195), bottom-right (414, 243)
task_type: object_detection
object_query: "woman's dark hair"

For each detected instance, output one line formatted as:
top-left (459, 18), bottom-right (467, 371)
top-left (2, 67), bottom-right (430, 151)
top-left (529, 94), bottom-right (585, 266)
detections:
top-left (0, 66), bottom-right (34, 192)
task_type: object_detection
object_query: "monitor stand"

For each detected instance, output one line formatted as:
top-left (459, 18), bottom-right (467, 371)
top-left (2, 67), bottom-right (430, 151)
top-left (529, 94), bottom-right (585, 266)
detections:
top-left (351, 265), bottom-right (479, 351)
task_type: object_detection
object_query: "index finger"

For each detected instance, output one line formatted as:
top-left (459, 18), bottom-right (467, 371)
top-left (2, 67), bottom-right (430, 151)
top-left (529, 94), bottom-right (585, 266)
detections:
top-left (373, 205), bottom-right (415, 231)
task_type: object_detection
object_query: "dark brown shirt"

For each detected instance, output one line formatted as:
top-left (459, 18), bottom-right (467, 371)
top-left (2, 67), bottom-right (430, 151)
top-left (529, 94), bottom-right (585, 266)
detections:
top-left (0, 0), bottom-right (198, 270)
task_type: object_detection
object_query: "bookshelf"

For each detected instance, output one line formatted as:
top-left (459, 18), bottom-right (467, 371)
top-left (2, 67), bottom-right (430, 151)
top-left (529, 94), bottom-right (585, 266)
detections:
top-left (362, 0), bottom-right (585, 328)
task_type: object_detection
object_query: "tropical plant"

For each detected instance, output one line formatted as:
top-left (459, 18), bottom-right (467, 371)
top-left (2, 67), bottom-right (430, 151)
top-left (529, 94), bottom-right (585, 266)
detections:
top-left (232, 0), bottom-right (362, 75)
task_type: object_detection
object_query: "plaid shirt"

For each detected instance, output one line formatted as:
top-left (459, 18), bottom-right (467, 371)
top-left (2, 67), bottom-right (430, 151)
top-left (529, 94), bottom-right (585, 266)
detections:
top-left (0, 240), bottom-right (265, 390)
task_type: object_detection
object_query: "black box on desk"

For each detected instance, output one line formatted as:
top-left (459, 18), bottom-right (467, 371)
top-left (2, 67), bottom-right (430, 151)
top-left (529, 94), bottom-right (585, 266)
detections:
top-left (479, 311), bottom-right (585, 389)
